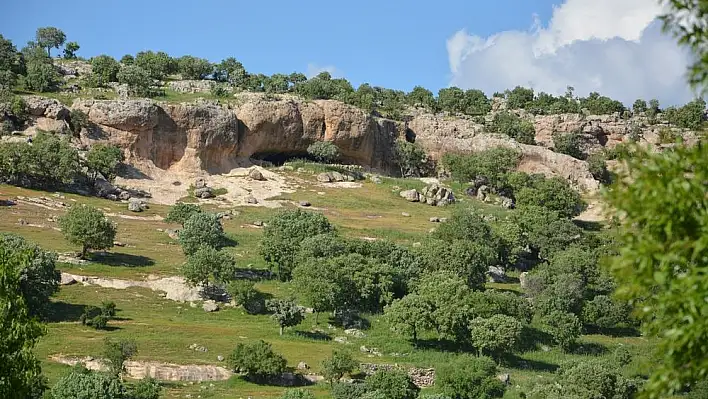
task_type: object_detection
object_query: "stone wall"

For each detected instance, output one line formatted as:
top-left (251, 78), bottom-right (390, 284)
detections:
top-left (359, 363), bottom-right (435, 388)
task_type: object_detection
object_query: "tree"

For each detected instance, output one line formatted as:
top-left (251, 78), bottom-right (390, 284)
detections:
top-left (364, 369), bottom-right (419, 399)
top-left (35, 27), bottom-right (66, 57)
top-left (266, 298), bottom-right (305, 335)
top-left (307, 141), bottom-right (340, 163)
top-left (505, 86), bottom-right (535, 109)
top-left (581, 295), bottom-right (634, 330)
top-left (226, 280), bottom-right (265, 314)
top-left (415, 271), bottom-right (472, 342)
top-left (321, 349), bottom-right (358, 385)
top-left (469, 315), bottom-right (522, 357)
top-left (127, 378), bottom-right (161, 399)
top-left (395, 141), bottom-right (433, 177)
top-left (80, 301), bottom-right (118, 330)
top-left (587, 152), bottom-right (610, 184)
top-left (165, 202), bottom-right (202, 225)
top-left (0, 35), bottom-right (20, 90)
top-left (0, 132), bottom-right (79, 188)
top-left (542, 310), bottom-right (582, 352)
top-left (666, 98), bottom-right (706, 129)
top-left (0, 233), bottom-right (59, 317)
top-left (59, 204), bottom-right (116, 258)
top-left (633, 99), bottom-right (647, 114)
top-left (0, 247), bottom-right (46, 399)
top-left (103, 338), bottom-right (138, 377)
top-left (442, 147), bottom-right (521, 190)
top-left (438, 87), bottom-right (465, 114)
top-left (552, 131), bottom-right (584, 159)
top-left (178, 212), bottom-right (226, 255)
top-left (176, 55), bottom-right (213, 79)
top-left (69, 109), bottom-right (88, 136)
top-left (605, 142), bottom-right (708, 397)
top-left (227, 340), bottom-right (287, 382)
top-left (120, 54), bottom-right (134, 65)
top-left (406, 86), bottom-right (436, 110)
top-left (513, 176), bottom-right (586, 218)
top-left (25, 57), bottom-right (58, 92)
top-left (528, 361), bottom-right (638, 399)
top-left (117, 65), bottom-right (154, 97)
top-left (63, 41), bottom-right (79, 59)
top-left (49, 368), bottom-right (123, 399)
top-left (436, 355), bottom-right (505, 399)
top-left (215, 57), bottom-right (247, 85)
top-left (181, 246), bottom-right (236, 288)
top-left (86, 143), bottom-right (123, 183)
top-left (280, 389), bottom-right (316, 399)
top-left (462, 89), bottom-right (491, 116)
top-left (579, 92), bottom-right (625, 115)
top-left (467, 290), bottom-right (532, 323)
top-left (90, 55), bottom-right (120, 86)
top-left (134, 50), bottom-right (175, 79)
top-left (661, 0), bottom-right (708, 90)
top-left (384, 294), bottom-right (434, 343)
top-left (416, 239), bottom-right (496, 290)
top-left (292, 258), bottom-right (339, 323)
top-left (260, 209), bottom-right (335, 280)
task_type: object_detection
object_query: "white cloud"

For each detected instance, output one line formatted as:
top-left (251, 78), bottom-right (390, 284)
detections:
top-left (447, 0), bottom-right (695, 106)
top-left (306, 63), bottom-right (339, 78)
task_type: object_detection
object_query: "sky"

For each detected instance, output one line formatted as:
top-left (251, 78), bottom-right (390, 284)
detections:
top-left (2, 0), bottom-right (696, 105)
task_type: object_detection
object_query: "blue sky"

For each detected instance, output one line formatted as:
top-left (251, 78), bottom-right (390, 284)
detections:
top-left (2, 0), bottom-right (694, 104)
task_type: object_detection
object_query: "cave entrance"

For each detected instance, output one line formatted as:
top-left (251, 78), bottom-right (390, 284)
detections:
top-left (250, 151), bottom-right (314, 166)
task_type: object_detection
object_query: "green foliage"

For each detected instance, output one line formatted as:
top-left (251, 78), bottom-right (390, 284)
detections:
top-left (513, 176), bottom-right (586, 218)
top-left (665, 98), bottom-right (706, 129)
top-left (307, 141), bottom-right (340, 163)
top-left (59, 204), bottom-right (116, 258)
top-left (605, 142), bottom-right (708, 397)
top-left (687, 380), bottom-right (708, 399)
top-left (63, 41), bottom-right (79, 59)
top-left (505, 86), bottom-right (535, 109)
top-left (442, 147), bottom-right (521, 189)
top-left (181, 246), bottom-right (236, 287)
top-left (49, 368), bottom-right (123, 399)
top-left (394, 141), bottom-right (433, 177)
top-left (279, 389), bottom-right (316, 399)
top-left (295, 72), bottom-right (354, 101)
top-left (542, 310), bottom-right (582, 351)
top-left (467, 290), bottom-right (532, 324)
top-left (0, 233), bottom-right (59, 317)
top-left (579, 92), bottom-right (625, 114)
top-left (103, 338), bottom-right (138, 376)
top-left (120, 54), bottom-right (134, 65)
top-left (321, 349), bottom-right (358, 384)
top-left (469, 314), bottom-right (522, 356)
top-left (79, 301), bottom-right (117, 330)
top-left (438, 87), bottom-right (491, 116)
top-left (178, 212), bottom-right (226, 255)
top-left (260, 209), bottom-right (335, 280)
top-left (35, 26), bottom-right (65, 57)
top-left (127, 378), bottom-right (161, 399)
top-left (528, 361), bottom-right (638, 399)
top-left (331, 382), bottom-right (369, 399)
top-left (510, 206), bottom-right (584, 259)
top-left (176, 55), bottom-right (213, 79)
top-left (210, 83), bottom-right (230, 98)
top-left (227, 340), bottom-right (287, 382)
top-left (0, 246), bottom-right (46, 399)
top-left (117, 65), bottom-right (154, 97)
top-left (527, 88), bottom-right (580, 115)
top-left (165, 203), bottom-right (202, 225)
top-left (25, 56), bottom-right (59, 92)
top-left (226, 280), bottom-right (265, 314)
top-left (384, 293), bottom-right (434, 342)
top-left (69, 108), bottom-right (88, 136)
top-left (266, 298), bottom-right (305, 335)
top-left (406, 86), bottom-right (436, 110)
top-left (364, 369), bottom-right (420, 399)
top-left (581, 295), bottom-right (634, 330)
top-left (90, 55), bottom-right (120, 86)
top-left (552, 131), bottom-right (584, 159)
top-left (436, 355), bottom-right (505, 399)
top-left (0, 35), bottom-right (20, 90)
top-left (661, 0), bottom-right (708, 91)
top-left (416, 239), bottom-right (496, 290)
top-left (633, 99), bottom-right (648, 114)
top-left (587, 152), bottom-right (610, 183)
top-left (414, 271), bottom-right (472, 342)
top-left (215, 57), bottom-right (247, 85)
top-left (134, 50), bottom-right (175, 79)
top-left (0, 131), bottom-right (80, 188)
top-left (292, 255), bottom-right (340, 320)
top-left (86, 143), bottom-right (123, 183)
top-left (488, 111), bottom-right (536, 144)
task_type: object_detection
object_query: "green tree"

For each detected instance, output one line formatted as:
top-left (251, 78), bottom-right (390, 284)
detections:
top-left (178, 212), bottom-right (226, 255)
top-left (542, 310), bottom-right (582, 352)
top-left (552, 132), bottom-right (584, 159)
top-left (462, 89), bottom-right (491, 115)
top-left (35, 27), bottom-right (66, 57)
top-left (406, 86), bottom-right (436, 110)
top-left (215, 57), bottom-right (247, 85)
top-left (165, 202), bottom-right (202, 225)
top-left (581, 295), bottom-right (634, 330)
top-left (120, 54), bottom-right (134, 65)
top-left (260, 209), bottom-right (335, 280)
top-left (321, 349), bottom-right (358, 385)
top-left (292, 258), bottom-right (339, 323)
top-left (467, 290), bottom-right (532, 323)
top-left (384, 294), bottom-right (434, 343)
top-left (69, 109), bottom-right (88, 136)
top-left (0, 233), bottom-right (59, 317)
top-left (505, 86), bottom-right (535, 109)
top-left (25, 56), bottom-right (58, 92)
top-left (365, 369), bottom-right (419, 399)
top-left (86, 143), bottom-right (123, 183)
top-left (513, 176), bottom-right (586, 218)
top-left (587, 152), bottom-right (610, 184)
top-left (181, 246), bottom-right (236, 288)
top-left (103, 338), bottom-right (138, 377)
top-left (49, 368), bottom-right (123, 399)
top-left (442, 147), bottom-right (521, 189)
top-left (90, 55), bottom-right (120, 86)
top-left (0, 35), bottom-right (20, 90)
top-left (633, 99), bottom-right (648, 114)
top-left (117, 65), bottom-right (154, 97)
top-left (226, 280), bottom-right (265, 314)
top-left (280, 389), bottom-right (316, 399)
top-left (0, 246), bottom-right (46, 399)
top-left (63, 41), bottom-right (79, 59)
top-left (437, 355), bottom-right (505, 399)
top-left (59, 205), bottom-right (116, 258)
top-left (394, 141), bottom-right (432, 177)
top-left (661, 0), bottom-right (708, 90)
top-left (307, 141), bottom-right (340, 163)
top-left (266, 298), bottom-right (305, 335)
top-left (415, 271), bottom-right (472, 342)
top-left (176, 55), bottom-right (213, 79)
top-left (605, 142), bottom-right (708, 397)
top-left (469, 315), bottom-right (522, 357)
top-left (528, 361), bottom-right (637, 399)
top-left (579, 92), bottom-right (625, 114)
top-left (666, 98), bottom-right (706, 129)
top-left (134, 50), bottom-right (175, 79)
top-left (438, 87), bottom-right (466, 114)
top-left (227, 340), bottom-right (287, 383)
top-left (416, 239), bottom-right (496, 290)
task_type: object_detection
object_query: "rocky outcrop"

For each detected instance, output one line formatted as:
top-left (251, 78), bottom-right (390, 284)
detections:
top-left (23, 96), bottom-right (70, 133)
top-left (167, 80), bottom-right (215, 94)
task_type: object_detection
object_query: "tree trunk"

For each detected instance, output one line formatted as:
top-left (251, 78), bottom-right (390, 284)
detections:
top-left (279, 326), bottom-right (284, 336)
top-left (81, 244), bottom-right (88, 259)
top-left (315, 311), bottom-right (319, 325)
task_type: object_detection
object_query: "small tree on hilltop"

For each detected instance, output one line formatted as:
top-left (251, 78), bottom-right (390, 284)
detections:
top-left (86, 143), bottom-right (123, 184)
top-left (307, 141), bottom-right (340, 163)
top-left (59, 205), bottom-right (116, 258)
top-left (227, 340), bottom-right (287, 383)
top-left (179, 212), bottom-right (226, 255)
top-left (63, 41), bottom-right (79, 59)
top-left (266, 298), bottom-right (305, 335)
top-left (182, 246), bottom-right (237, 288)
top-left (322, 349), bottom-right (359, 385)
top-left (90, 55), bottom-right (120, 87)
top-left (35, 27), bottom-right (66, 57)
top-left (117, 65), bottom-right (154, 97)
top-left (165, 202), bottom-right (203, 226)
top-left (468, 314), bottom-right (522, 357)
top-left (103, 338), bottom-right (138, 377)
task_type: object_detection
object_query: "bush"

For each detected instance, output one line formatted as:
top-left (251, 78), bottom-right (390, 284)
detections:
top-left (436, 355), bottom-right (505, 399)
top-left (469, 314), bottom-right (523, 357)
top-left (49, 368), bottom-right (124, 399)
top-left (179, 212), bottom-right (226, 255)
top-left (552, 132), bottom-right (584, 159)
top-left (467, 290), bottom-right (532, 324)
top-left (384, 294), bottom-right (435, 343)
top-left (665, 98), bottom-right (706, 129)
top-left (513, 176), bottom-right (586, 218)
top-left (266, 298), bottom-right (305, 335)
top-left (394, 141), bottom-right (433, 177)
top-left (579, 92), bottom-right (625, 115)
top-left (528, 361), bottom-right (638, 399)
top-left (0, 131), bottom-right (79, 188)
top-left (332, 382), bottom-right (369, 399)
top-left (581, 295), bottom-right (634, 330)
top-left (210, 83), bottom-right (230, 98)
top-left (226, 280), bottom-right (265, 314)
top-left (488, 112), bottom-right (535, 144)
top-left (505, 86), bottom-right (535, 109)
top-left (127, 378), bottom-right (161, 399)
top-left (103, 338), bottom-right (137, 376)
top-left (176, 55), bottom-right (213, 79)
top-left (117, 65), bottom-right (154, 97)
top-left (307, 141), bottom-right (340, 163)
top-left (280, 389), bottom-right (316, 399)
top-left (416, 239), bottom-right (496, 290)
top-left (442, 147), bottom-right (520, 190)
top-left (134, 50), bottom-right (175, 80)
top-left (59, 204), bottom-right (116, 258)
top-left (260, 209), bottom-right (335, 280)
top-left (25, 58), bottom-right (59, 92)
top-left (511, 206), bottom-right (584, 260)
top-left (587, 152), bottom-right (610, 183)
top-left (181, 246), bottom-right (237, 288)
top-left (633, 99), bottom-right (647, 114)
top-left (90, 55), bottom-right (120, 86)
top-left (227, 340), bottom-right (287, 382)
top-left (69, 109), bottom-right (88, 136)
top-left (86, 143), bottom-right (123, 183)
top-left (542, 310), bottom-right (582, 351)
top-left (365, 369), bottom-right (420, 399)
top-left (165, 203), bottom-right (202, 225)
top-left (322, 349), bottom-right (358, 384)
top-left (80, 301), bottom-right (118, 330)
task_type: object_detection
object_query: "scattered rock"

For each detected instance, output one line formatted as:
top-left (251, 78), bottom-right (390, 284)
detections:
top-left (487, 266), bottom-right (507, 283)
top-left (165, 229), bottom-right (180, 240)
top-left (401, 212), bottom-right (411, 217)
top-left (194, 187), bottom-right (214, 199)
top-left (334, 337), bottom-right (348, 344)
top-left (370, 175), bottom-right (382, 184)
top-left (297, 361), bottom-right (309, 370)
top-left (252, 220), bottom-right (264, 227)
top-left (399, 189), bottom-right (420, 202)
top-left (500, 196), bottom-right (515, 209)
top-left (188, 343), bottom-right (209, 353)
top-left (359, 346), bottom-right (382, 357)
top-left (113, 241), bottom-right (126, 247)
top-left (316, 173), bottom-right (333, 183)
top-left (194, 178), bottom-right (207, 189)
top-left (217, 356), bottom-right (224, 362)
top-left (420, 184), bottom-right (455, 206)
top-left (118, 191), bottom-right (131, 201)
top-left (477, 185), bottom-right (489, 201)
top-left (497, 373), bottom-right (511, 385)
top-left (429, 217), bottom-right (441, 223)
top-left (344, 328), bottom-right (365, 338)
top-left (299, 200), bottom-right (311, 207)
top-left (245, 195), bottom-right (258, 204)
top-left (60, 274), bottom-right (77, 286)
top-left (202, 301), bottom-right (219, 312)
top-left (248, 168), bottom-right (265, 181)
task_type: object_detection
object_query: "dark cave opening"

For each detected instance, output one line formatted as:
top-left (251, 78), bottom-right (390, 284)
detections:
top-left (250, 151), bottom-right (315, 166)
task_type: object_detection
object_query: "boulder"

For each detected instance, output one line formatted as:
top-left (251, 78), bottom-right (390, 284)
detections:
top-left (476, 185), bottom-right (489, 201)
top-left (194, 178), bottom-right (207, 189)
top-left (500, 196), bottom-right (514, 209)
top-left (296, 361), bottom-right (309, 370)
top-left (245, 195), bottom-right (258, 204)
top-left (60, 273), bottom-right (77, 286)
top-left (248, 168), bottom-right (265, 181)
top-left (370, 175), bottom-right (382, 184)
top-left (487, 266), bottom-right (507, 283)
top-left (316, 173), bottom-right (333, 183)
top-left (429, 217), bottom-right (441, 223)
top-left (401, 212), bottom-right (411, 217)
top-left (330, 171), bottom-right (345, 182)
top-left (128, 198), bottom-right (146, 212)
top-left (299, 200), bottom-right (311, 207)
top-left (202, 301), bottom-right (219, 312)
top-left (217, 355), bottom-right (225, 362)
top-left (497, 373), bottom-right (511, 385)
top-left (165, 229), bottom-right (180, 240)
top-left (194, 187), bottom-right (214, 199)
top-left (334, 336), bottom-right (348, 344)
top-left (420, 184), bottom-right (455, 206)
top-left (400, 189), bottom-right (420, 202)
top-left (117, 191), bottom-right (131, 201)
top-left (344, 328), bottom-right (365, 338)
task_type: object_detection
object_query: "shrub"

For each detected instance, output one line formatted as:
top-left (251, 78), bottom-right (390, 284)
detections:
top-left (505, 86), bottom-right (535, 109)
top-left (181, 246), bottom-right (237, 288)
top-left (552, 131), bottom-right (584, 159)
top-left (226, 280), bottom-right (265, 314)
top-left (528, 361), bottom-right (638, 399)
top-left (437, 355), bottom-right (505, 399)
top-left (120, 54), bottom-right (134, 65)
top-left (266, 298), bottom-right (305, 335)
top-left (134, 50), bottom-right (175, 80)
top-left (90, 55), bottom-right (120, 86)
top-left (579, 92), bottom-right (625, 115)
top-left (416, 239), bottom-right (496, 290)
top-left (469, 314), bottom-right (523, 357)
top-left (0, 131), bottom-right (79, 188)
top-left (666, 98), bottom-right (706, 129)
top-left (442, 147), bottom-right (521, 189)
top-left (25, 58), bottom-right (59, 92)
top-left (127, 378), bottom-right (161, 399)
top-left (69, 109), bottom-right (88, 136)
top-left (280, 389), bottom-right (316, 399)
top-left (307, 141), bottom-right (340, 163)
top-left (542, 310), bottom-right (582, 351)
top-left (321, 349), bottom-right (359, 385)
top-left (80, 301), bottom-right (118, 330)
top-left (467, 290), bottom-right (532, 324)
top-left (394, 141), bottom-right (433, 177)
top-left (49, 368), bottom-right (123, 399)
top-left (332, 382), bottom-right (369, 399)
top-left (210, 83), bottom-right (230, 98)
top-left (227, 340), bottom-right (287, 382)
top-left (176, 55), bottom-right (213, 79)
top-left (488, 111), bottom-right (535, 144)
top-left (59, 205), bottom-right (116, 258)
top-left (86, 143), bottom-right (123, 183)
top-left (633, 99), bottom-right (647, 114)
top-left (513, 176), bottom-right (586, 218)
top-left (260, 209), bottom-right (335, 280)
top-left (179, 212), bottom-right (226, 255)
top-left (165, 203), bottom-right (202, 225)
top-left (581, 295), bottom-right (634, 330)
top-left (384, 294), bottom-right (435, 343)
top-left (117, 65), bottom-right (154, 97)
top-left (103, 338), bottom-right (138, 376)
top-left (365, 369), bottom-right (420, 399)
top-left (587, 152), bottom-right (610, 183)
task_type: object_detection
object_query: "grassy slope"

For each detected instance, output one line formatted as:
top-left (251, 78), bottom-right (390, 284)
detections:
top-left (0, 166), bottom-right (655, 398)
